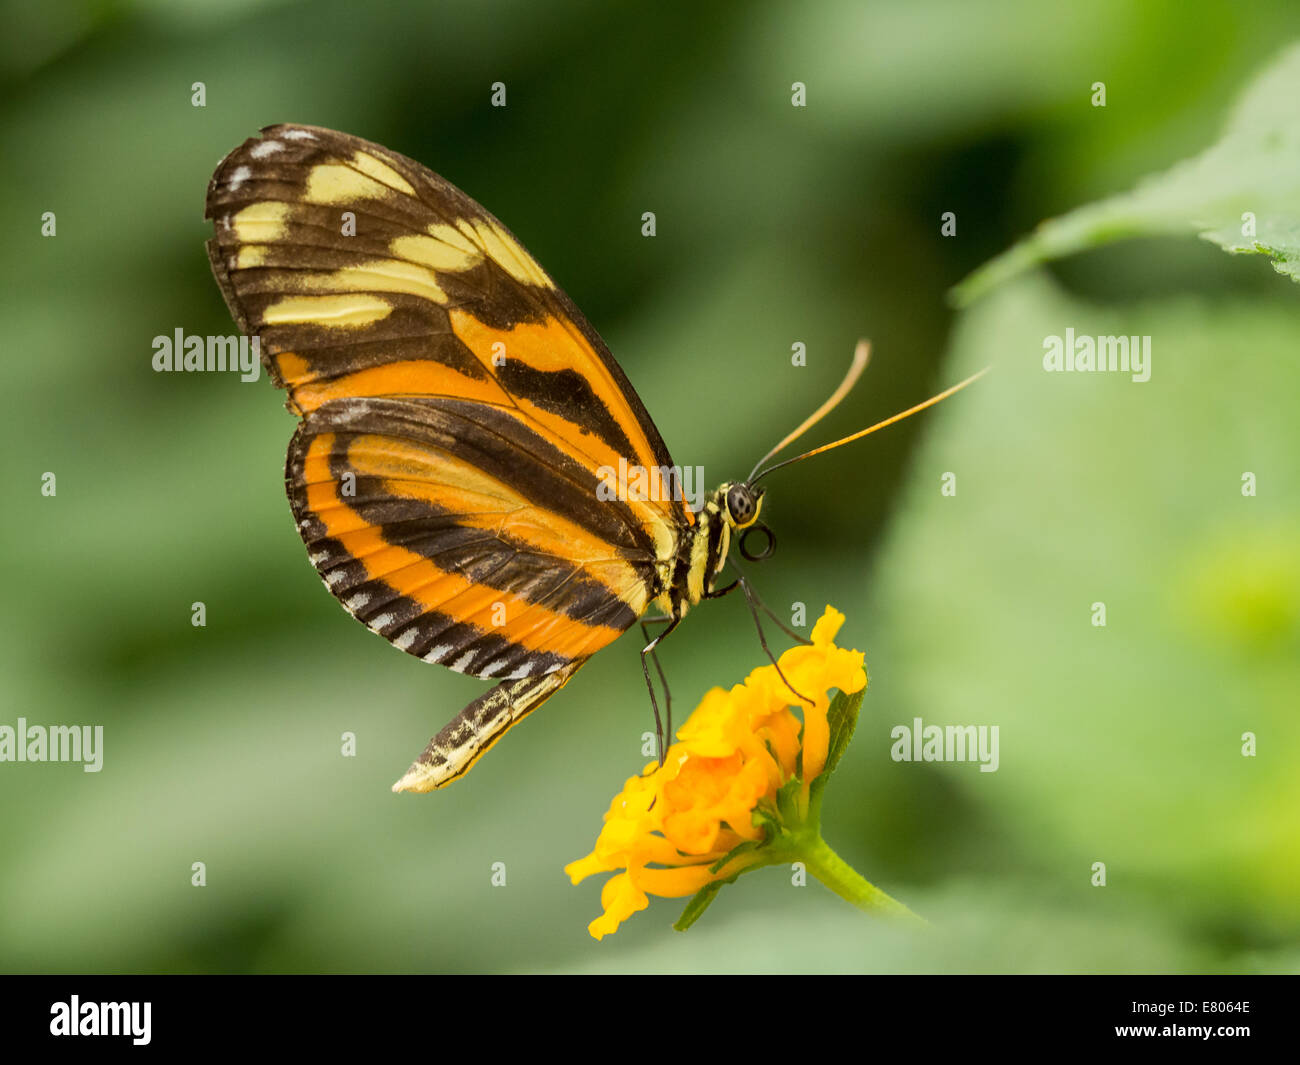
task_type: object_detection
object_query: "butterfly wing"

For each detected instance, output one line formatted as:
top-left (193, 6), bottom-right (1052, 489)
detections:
top-left (205, 124), bottom-right (690, 787)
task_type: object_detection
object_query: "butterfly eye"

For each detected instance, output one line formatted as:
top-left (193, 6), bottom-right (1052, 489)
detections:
top-left (726, 484), bottom-right (756, 526)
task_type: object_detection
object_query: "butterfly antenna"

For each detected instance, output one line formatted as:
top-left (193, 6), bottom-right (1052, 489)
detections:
top-left (750, 360), bottom-right (990, 485)
top-left (748, 339), bottom-right (872, 482)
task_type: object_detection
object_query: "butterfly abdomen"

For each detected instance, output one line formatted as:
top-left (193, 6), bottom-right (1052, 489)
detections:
top-left (392, 661), bottom-right (585, 792)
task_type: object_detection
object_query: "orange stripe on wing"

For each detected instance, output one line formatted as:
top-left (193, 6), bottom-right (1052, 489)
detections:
top-left (302, 435), bottom-right (630, 660)
top-left (285, 359), bottom-right (510, 414)
top-left (448, 308), bottom-right (683, 554)
top-left (344, 432), bottom-right (647, 608)
top-left (448, 308), bottom-right (658, 465)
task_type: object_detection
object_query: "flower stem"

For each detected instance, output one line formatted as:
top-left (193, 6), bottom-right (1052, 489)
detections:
top-left (801, 835), bottom-right (928, 926)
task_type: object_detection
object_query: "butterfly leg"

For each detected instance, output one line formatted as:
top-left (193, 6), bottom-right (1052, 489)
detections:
top-left (715, 560), bottom-right (812, 646)
top-left (640, 615), bottom-right (681, 765)
top-left (729, 569), bottom-right (813, 705)
top-left (640, 617), bottom-right (674, 752)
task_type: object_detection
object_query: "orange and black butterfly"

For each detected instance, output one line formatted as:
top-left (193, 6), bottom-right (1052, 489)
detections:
top-left (205, 124), bottom-right (982, 794)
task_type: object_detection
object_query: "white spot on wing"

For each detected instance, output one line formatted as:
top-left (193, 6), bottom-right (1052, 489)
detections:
top-left (344, 591), bottom-right (372, 612)
top-left (370, 612), bottom-right (395, 632)
top-left (250, 140), bottom-right (283, 158)
top-left (394, 629), bottom-right (417, 651)
top-left (449, 651), bottom-right (476, 673)
top-left (228, 165), bottom-right (252, 191)
top-left (324, 570), bottom-right (347, 588)
top-left (281, 128), bottom-right (316, 141)
top-left (423, 644), bottom-right (454, 663)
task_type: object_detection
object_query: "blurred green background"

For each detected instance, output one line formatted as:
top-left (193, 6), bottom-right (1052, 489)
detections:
top-left (2, 0), bottom-right (1297, 973)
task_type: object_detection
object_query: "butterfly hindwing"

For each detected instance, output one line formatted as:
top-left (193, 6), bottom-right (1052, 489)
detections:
top-left (288, 395), bottom-right (660, 678)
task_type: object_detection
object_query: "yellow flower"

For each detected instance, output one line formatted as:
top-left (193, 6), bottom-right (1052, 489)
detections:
top-left (565, 606), bottom-right (867, 939)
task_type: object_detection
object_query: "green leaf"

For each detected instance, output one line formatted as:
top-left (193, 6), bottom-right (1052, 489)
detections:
top-left (750, 801), bottom-right (783, 836)
top-left (775, 777), bottom-right (803, 824)
top-left (709, 837), bottom-right (764, 875)
top-left (871, 273), bottom-right (1300, 928)
top-left (674, 879), bottom-right (729, 932)
top-left (822, 687), bottom-right (866, 780)
top-left (951, 41), bottom-right (1300, 306)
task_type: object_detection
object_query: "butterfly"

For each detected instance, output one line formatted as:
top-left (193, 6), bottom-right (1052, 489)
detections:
top-left (205, 124), bottom-right (984, 793)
